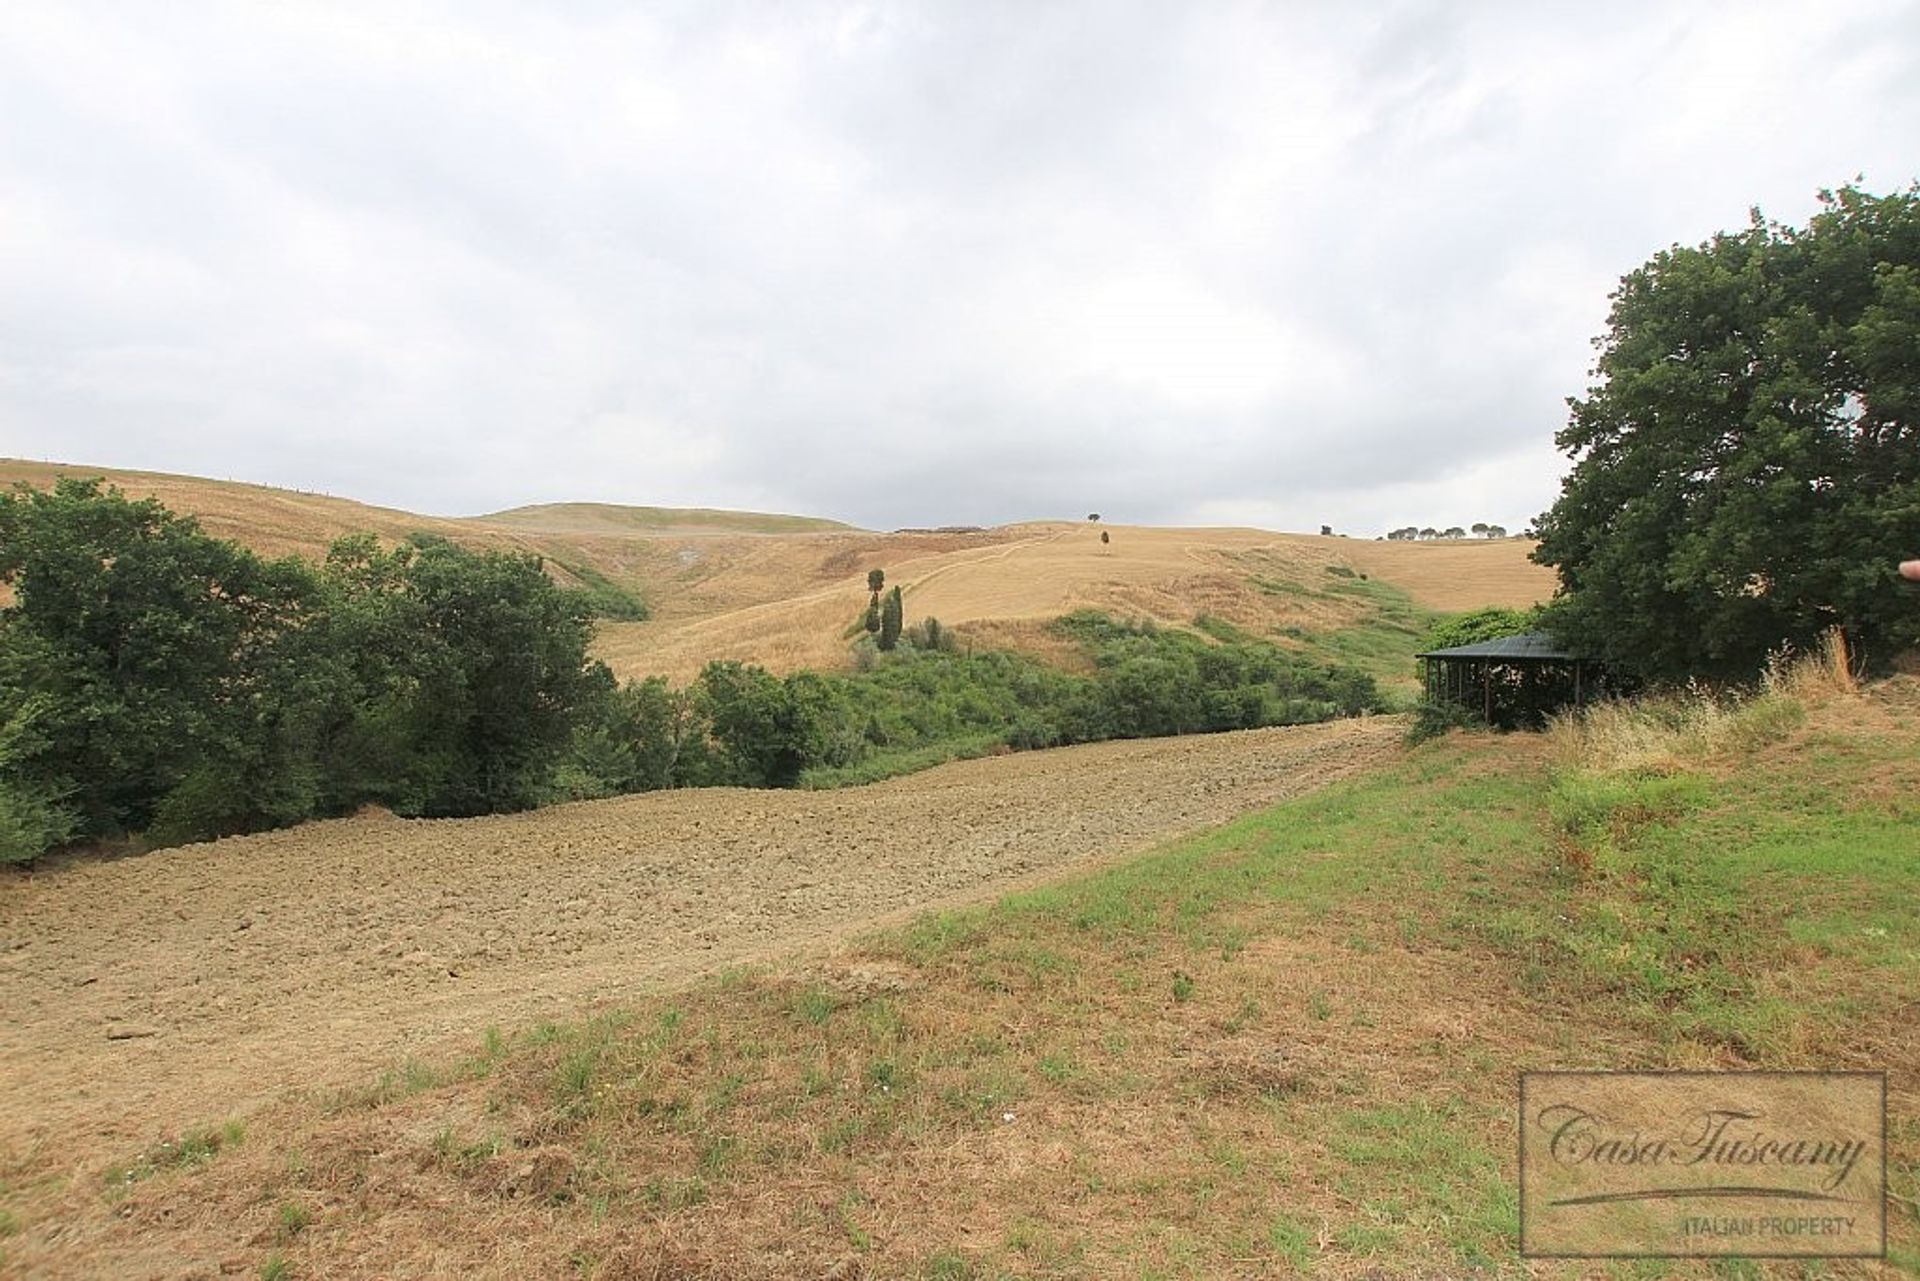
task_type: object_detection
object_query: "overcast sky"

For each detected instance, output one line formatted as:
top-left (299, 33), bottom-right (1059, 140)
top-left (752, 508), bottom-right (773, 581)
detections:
top-left (2, 3), bottom-right (1915, 533)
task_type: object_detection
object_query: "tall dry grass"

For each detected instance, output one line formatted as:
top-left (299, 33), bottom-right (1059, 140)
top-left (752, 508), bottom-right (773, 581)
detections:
top-left (1546, 629), bottom-right (1859, 776)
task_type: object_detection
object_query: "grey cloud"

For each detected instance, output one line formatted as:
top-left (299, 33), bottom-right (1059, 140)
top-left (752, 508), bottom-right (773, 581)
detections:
top-left (2, 1), bottom-right (1915, 535)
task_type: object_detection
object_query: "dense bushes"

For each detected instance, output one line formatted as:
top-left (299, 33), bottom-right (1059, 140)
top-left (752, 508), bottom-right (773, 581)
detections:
top-left (1054, 612), bottom-right (1381, 738)
top-left (1, 481), bottom-right (1385, 862)
top-left (0, 480), bottom-right (599, 860)
top-left (556, 611), bottom-right (1386, 797)
top-left (1417, 606), bottom-right (1540, 654)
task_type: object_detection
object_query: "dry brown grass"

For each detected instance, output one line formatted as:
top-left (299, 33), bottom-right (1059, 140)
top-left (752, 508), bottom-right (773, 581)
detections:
top-left (1332, 536), bottom-right (1556, 612)
top-left (1545, 629), bottom-right (1863, 776)
top-left (10, 896), bottom-right (1558, 1279)
top-left (600, 525), bottom-right (1552, 682)
top-left (2, 458), bottom-right (1554, 683)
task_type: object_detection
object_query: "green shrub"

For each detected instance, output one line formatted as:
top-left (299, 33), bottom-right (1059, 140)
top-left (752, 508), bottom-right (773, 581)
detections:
top-left (0, 694), bottom-right (78, 864)
top-left (551, 559), bottom-right (649, 621)
top-left (0, 483), bottom-right (608, 850)
top-left (1405, 698), bottom-right (1477, 744)
top-left (1419, 607), bottom-right (1540, 656)
top-left (0, 774), bottom-right (77, 866)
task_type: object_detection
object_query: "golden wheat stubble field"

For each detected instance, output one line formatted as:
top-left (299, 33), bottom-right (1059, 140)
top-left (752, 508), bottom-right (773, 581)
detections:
top-left (0, 717), bottom-right (1401, 1178)
top-left (0, 459), bottom-right (1554, 683)
top-left (591, 522), bottom-right (1560, 681)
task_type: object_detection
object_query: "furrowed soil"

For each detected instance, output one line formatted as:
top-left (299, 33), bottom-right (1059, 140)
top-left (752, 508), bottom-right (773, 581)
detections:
top-left (0, 717), bottom-right (1399, 1175)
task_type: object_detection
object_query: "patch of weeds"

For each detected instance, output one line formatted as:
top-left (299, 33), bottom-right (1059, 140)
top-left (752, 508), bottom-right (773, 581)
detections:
top-left (860, 998), bottom-right (907, 1044)
top-left (1329, 1099), bottom-right (1515, 1262)
top-left (819, 1114), bottom-right (872, 1154)
top-left (1171, 971), bottom-right (1196, 1003)
top-left (429, 1124), bottom-right (506, 1173)
top-left (106, 1120), bottom-right (245, 1188)
top-left (839, 1194), bottom-right (874, 1251)
top-left (259, 1253), bottom-right (292, 1281)
top-left (332, 1058), bottom-right (443, 1112)
top-left (1308, 990), bottom-right (1333, 1021)
top-left (1213, 924), bottom-right (1252, 960)
top-left (1267, 1214), bottom-right (1315, 1269)
top-left (793, 985), bottom-right (838, 1025)
top-left (1003, 1218), bottom-right (1085, 1268)
top-left (1221, 997), bottom-right (1262, 1033)
top-left (923, 1248), bottom-right (979, 1279)
top-left (800, 1062), bottom-right (835, 1099)
top-left (1549, 769), bottom-right (1711, 852)
top-left (275, 1201), bottom-right (312, 1239)
top-left (1336, 1220), bottom-right (1397, 1255)
top-left (554, 1045), bottom-right (600, 1110)
top-left (550, 557), bottom-right (650, 621)
top-left (705, 1071), bottom-right (746, 1115)
top-left (640, 1175), bottom-right (708, 1209)
top-left (893, 909), bottom-right (988, 965)
top-left (1208, 1141), bottom-right (1248, 1175)
top-left (698, 1134), bottom-right (743, 1178)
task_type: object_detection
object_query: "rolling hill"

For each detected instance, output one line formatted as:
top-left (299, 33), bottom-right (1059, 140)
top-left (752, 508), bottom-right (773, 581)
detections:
top-left (0, 458), bottom-right (1556, 687)
top-left (480, 501), bottom-right (855, 536)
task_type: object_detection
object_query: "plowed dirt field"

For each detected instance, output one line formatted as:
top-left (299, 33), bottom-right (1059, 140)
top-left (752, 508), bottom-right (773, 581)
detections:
top-left (1, 718), bottom-right (1400, 1170)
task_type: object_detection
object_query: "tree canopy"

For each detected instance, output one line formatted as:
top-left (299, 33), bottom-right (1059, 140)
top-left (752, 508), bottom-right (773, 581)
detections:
top-left (0, 483), bottom-right (1391, 864)
top-left (1533, 184), bottom-right (1920, 681)
top-left (0, 480), bottom-right (600, 859)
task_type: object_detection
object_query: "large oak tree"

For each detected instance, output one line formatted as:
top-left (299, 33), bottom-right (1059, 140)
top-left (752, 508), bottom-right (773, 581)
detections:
top-left (1534, 184), bottom-right (1920, 681)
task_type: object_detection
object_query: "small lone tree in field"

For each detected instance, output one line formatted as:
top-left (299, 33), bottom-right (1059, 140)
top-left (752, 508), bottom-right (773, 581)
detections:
top-left (867, 568), bottom-right (885, 595)
top-left (878, 585), bottom-right (904, 651)
top-left (1087, 513), bottom-right (1101, 522)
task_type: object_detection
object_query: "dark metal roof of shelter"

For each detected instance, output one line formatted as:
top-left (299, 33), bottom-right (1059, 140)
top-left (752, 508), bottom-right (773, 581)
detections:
top-left (1415, 632), bottom-right (1575, 661)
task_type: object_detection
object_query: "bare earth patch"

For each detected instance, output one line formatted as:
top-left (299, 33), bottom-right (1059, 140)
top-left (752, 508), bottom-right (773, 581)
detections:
top-left (0, 718), bottom-right (1400, 1174)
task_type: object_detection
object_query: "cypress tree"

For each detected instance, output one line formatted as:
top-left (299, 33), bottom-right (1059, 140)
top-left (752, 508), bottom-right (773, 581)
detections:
top-left (878, 585), bottom-right (903, 652)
